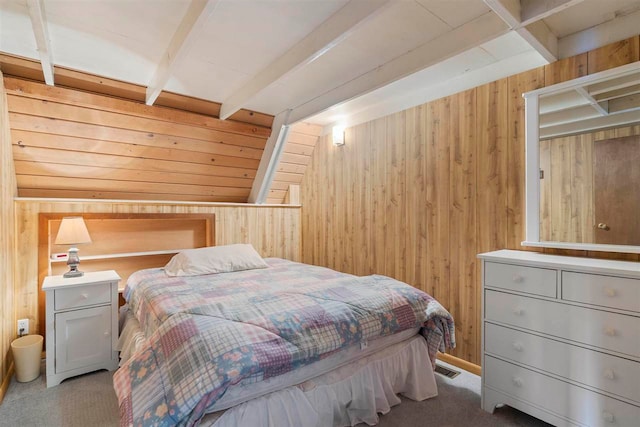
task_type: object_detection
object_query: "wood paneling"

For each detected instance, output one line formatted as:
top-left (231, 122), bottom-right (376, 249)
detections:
top-left (266, 123), bottom-right (322, 204)
top-left (0, 53), bottom-right (274, 128)
top-left (3, 78), bottom-right (271, 202)
top-left (448, 90), bottom-right (477, 363)
top-left (507, 68), bottom-right (545, 250)
top-left (15, 200), bottom-right (301, 336)
top-left (540, 134), bottom-right (594, 243)
top-left (587, 37), bottom-right (640, 74)
top-left (301, 38), bottom-right (640, 365)
top-left (0, 72), bottom-right (17, 403)
top-left (4, 79), bottom-right (270, 139)
top-left (544, 53), bottom-right (587, 86)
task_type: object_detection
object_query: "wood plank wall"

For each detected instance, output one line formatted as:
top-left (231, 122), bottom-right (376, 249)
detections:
top-left (0, 72), bottom-right (17, 401)
top-left (266, 122), bottom-right (323, 204)
top-left (301, 36), bottom-right (640, 366)
top-left (2, 77), bottom-right (272, 203)
top-left (0, 53), bottom-right (274, 128)
top-left (540, 125), bottom-right (640, 243)
top-left (14, 200), bottom-right (301, 336)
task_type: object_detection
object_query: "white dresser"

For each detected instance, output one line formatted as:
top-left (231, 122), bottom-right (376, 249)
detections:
top-left (42, 270), bottom-right (120, 387)
top-left (478, 250), bottom-right (640, 427)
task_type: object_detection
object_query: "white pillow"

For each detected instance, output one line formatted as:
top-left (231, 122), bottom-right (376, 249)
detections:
top-left (164, 244), bottom-right (268, 277)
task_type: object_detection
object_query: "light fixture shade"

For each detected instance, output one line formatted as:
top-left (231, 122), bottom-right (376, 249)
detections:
top-left (55, 217), bottom-right (92, 245)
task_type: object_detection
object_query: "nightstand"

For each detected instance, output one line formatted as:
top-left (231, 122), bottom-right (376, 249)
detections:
top-left (42, 270), bottom-right (121, 387)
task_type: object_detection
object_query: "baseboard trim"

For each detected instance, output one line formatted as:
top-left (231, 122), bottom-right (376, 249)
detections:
top-left (0, 361), bottom-right (15, 405)
top-left (437, 353), bottom-right (481, 376)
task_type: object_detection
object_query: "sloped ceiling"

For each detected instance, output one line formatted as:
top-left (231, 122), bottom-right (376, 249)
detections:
top-left (1, 0), bottom-right (640, 203)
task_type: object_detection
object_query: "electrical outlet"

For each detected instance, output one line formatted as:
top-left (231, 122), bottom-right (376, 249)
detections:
top-left (17, 319), bottom-right (29, 336)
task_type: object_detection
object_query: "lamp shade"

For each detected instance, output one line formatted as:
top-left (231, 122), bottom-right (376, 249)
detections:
top-left (55, 217), bottom-right (92, 245)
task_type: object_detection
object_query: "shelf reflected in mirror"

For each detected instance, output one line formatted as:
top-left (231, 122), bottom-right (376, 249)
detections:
top-left (523, 62), bottom-right (640, 253)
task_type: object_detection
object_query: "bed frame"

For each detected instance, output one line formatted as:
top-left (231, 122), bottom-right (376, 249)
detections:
top-left (37, 212), bottom-right (215, 336)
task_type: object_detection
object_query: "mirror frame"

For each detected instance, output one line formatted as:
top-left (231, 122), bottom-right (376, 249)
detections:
top-left (523, 61), bottom-right (640, 254)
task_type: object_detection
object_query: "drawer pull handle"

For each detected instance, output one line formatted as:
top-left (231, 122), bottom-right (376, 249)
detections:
top-left (603, 369), bottom-right (615, 380)
top-left (512, 307), bottom-right (524, 316)
top-left (512, 377), bottom-right (523, 387)
top-left (604, 287), bottom-right (617, 297)
top-left (602, 411), bottom-right (615, 423)
top-left (512, 342), bottom-right (524, 352)
top-left (604, 327), bottom-right (617, 337)
top-left (512, 274), bottom-right (524, 283)
top-left (104, 331), bottom-right (110, 337)
top-left (81, 293), bottom-right (89, 300)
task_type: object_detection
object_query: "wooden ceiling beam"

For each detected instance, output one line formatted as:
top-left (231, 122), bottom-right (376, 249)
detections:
top-left (484, 0), bottom-right (584, 63)
top-left (558, 10), bottom-right (640, 59)
top-left (539, 103), bottom-right (602, 127)
top-left (287, 11), bottom-right (508, 124)
top-left (26, 0), bottom-right (54, 85)
top-left (248, 110), bottom-right (292, 204)
top-left (575, 86), bottom-right (608, 116)
top-left (540, 109), bottom-right (640, 139)
top-left (219, 0), bottom-right (391, 120)
top-left (588, 73), bottom-right (640, 96)
top-left (145, 0), bottom-right (220, 106)
top-left (594, 84), bottom-right (640, 103)
top-left (519, 0), bottom-right (584, 27)
top-left (608, 93), bottom-right (640, 114)
top-left (516, 20), bottom-right (558, 63)
top-left (483, 0), bottom-right (520, 28)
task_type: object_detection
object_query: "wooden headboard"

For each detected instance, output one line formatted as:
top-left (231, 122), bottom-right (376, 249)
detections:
top-left (38, 213), bottom-right (215, 335)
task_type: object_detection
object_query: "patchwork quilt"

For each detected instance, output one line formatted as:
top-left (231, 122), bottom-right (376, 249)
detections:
top-left (113, 258), bottom-right (455, 427)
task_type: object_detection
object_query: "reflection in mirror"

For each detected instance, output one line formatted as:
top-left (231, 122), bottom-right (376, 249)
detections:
top-left (524, 62), bottom-right (640, 252)
top-left (539, 126), bottom-right (640, 245)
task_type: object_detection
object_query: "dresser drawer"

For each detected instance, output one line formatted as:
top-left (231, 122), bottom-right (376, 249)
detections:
top-left (54, 282), bottom-right (112, 310)
top-left (485, 290), bottom-right (640, 357)
top-left (485, 323), bottom-right (640, 403)
top-left (484, 262), bottom-right (557, 297)
top-left (562, 272), bottom-right (640, 313)
top-left (484, 356), bottom-right (640, 427)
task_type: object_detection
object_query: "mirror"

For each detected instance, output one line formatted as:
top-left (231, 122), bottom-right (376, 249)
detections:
top-left (523, 62), bottom-right (640, 253)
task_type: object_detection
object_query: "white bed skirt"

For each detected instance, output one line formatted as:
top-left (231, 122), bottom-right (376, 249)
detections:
top-left (201, 335), bottom-right (437, 427)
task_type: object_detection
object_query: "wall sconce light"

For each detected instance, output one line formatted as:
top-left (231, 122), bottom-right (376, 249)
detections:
top-left (55, 217), bottom-right (92, 278)
top-left (332, 125), bottom-right (345, 146)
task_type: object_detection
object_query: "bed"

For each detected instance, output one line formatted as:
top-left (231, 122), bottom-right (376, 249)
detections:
top-left (113, 246), bottom-right (455, 427)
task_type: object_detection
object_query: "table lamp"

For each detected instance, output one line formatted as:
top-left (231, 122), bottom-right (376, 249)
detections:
top-left (55, 217), bottom-right (92, 278)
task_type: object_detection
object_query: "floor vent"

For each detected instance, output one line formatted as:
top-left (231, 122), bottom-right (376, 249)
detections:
top-left (434, 363), bottom-right (461, 379)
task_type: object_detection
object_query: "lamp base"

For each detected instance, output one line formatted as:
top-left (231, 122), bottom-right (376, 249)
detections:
top-left (63, 269), bottom-right (84, 278)
top-left (63, 248), bottom-right (83, 278)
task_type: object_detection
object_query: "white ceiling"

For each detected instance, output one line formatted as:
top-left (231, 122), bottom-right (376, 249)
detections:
top-left (1, 0), bottom-right (639, 132)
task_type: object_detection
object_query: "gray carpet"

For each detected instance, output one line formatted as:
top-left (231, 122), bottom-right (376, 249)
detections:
top-left (0, 360), bottom-right (550, 426)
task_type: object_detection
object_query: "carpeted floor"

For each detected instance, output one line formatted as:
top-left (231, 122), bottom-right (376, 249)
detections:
top-left (0, 360), bottom-right (550, 427)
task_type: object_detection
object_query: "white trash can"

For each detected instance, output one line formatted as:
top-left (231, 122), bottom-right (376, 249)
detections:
top-left (11, 335), bottom-right (43, 382)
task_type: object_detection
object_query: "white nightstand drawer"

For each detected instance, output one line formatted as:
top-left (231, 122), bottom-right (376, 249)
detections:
top-left (562, 272), bottom-right (640, 313)
top-left (485, 323), bottom-right (640, 403)
top-left (485, 262), bottom-right (556, 297)
top-left (54, 282), bottom-right (111, 310)
top-left (485, 290), bottom-right (640, 357)
top-left (484, 356), bottom-right (640, 427)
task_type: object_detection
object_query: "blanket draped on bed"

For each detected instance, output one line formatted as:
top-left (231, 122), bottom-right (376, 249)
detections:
top-left (113, 259), bottom-right (455, 427)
